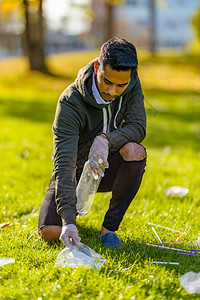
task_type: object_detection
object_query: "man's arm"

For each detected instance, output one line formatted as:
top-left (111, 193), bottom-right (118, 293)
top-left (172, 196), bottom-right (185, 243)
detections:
top-left (53, 96), bottom-right (82, 226)
top-left (107, 96), bottom-right (146, 151)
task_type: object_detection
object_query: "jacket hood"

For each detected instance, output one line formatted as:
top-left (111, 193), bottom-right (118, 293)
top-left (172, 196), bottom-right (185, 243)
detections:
top-left (75, 58), bottom-right (140, 109)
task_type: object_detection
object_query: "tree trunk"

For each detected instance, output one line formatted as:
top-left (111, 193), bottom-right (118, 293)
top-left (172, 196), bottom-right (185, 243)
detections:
top-left (23, 0), bottom-right (47, 71)
top-left (149, 0), bottom-right (156, 54)
top-left (105, 3), bottom-right (114, 41)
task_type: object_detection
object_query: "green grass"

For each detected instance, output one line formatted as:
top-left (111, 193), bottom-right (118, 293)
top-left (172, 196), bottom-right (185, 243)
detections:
top-left (0, 50), bottom-right (200, 299)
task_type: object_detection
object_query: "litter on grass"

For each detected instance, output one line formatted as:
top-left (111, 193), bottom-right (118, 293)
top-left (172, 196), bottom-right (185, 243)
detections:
top-left (189, 233), bottom-right (200, 247)
top-left (176, 233), bottom-right (185, 240)
top-left (179, 271), bottom-right (200, 294)
top-left (55, 244), bottom-right (106, 269)
top-left (177, 252), bottom-right (200, 257)
top-left (147, 261), bottom-right (179, 265)
top-left (164, 186), bottom-right (189, 198)
top-left (148, 222), bottom-right (185, 243)
top-left (147, 222), bottom-right (185, 234)
top-left (160, 247), bottom-right (200, 254)
top-left (151, 227), bottom-right (162, 243)
top-left (0, 222), bottom-right (11, 229)
top-left (148, 242), bottom-right (184, 245)
top-left (190, 240), bottom-right (200, 246)
top-left (0, 258), bottom-right (15, 267)
top-left (146, 243), bottom-right (199, 254)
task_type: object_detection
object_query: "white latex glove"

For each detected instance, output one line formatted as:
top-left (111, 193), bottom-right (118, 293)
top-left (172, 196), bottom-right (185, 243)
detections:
top-left (59, 224), bottom-right (82, 248)
top-left (88, 135), bottom-right (109, 178)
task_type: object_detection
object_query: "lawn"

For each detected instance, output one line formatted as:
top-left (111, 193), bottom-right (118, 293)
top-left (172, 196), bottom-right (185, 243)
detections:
top-left (0, 50), bottom-right (200, 299)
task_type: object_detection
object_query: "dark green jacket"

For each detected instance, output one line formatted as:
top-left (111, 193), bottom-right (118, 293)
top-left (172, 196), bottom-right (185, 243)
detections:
top-left (52, 59), bottom-right (146, 225)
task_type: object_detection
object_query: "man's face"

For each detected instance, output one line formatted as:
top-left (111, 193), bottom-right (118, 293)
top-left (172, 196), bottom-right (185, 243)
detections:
top-left (94, 61), bottom-right (131, 101)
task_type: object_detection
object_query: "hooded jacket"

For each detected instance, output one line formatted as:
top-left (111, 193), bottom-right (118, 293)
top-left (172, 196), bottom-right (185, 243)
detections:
top-left (52, 59), bottom-right (146, 226)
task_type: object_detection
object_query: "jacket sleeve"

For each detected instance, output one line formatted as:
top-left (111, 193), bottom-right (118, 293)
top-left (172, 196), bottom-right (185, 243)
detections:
top-left (52, 96), bottom-right (82, 226)
top-left (107, 78), bottom-right (146, 151)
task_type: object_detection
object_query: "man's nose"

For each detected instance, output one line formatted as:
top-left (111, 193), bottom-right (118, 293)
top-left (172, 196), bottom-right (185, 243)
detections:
top-left (108, 85), bottom-right (117, 96)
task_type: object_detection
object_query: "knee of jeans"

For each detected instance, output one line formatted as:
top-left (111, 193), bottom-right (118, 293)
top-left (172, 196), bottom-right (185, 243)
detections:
top-left (119, 142), bottom-right (147, 162)
top-left (39, 225), bottom-right (61, 242)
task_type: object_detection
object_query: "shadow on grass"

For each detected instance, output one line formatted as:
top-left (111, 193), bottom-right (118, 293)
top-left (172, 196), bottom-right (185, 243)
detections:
top-left (0, 88), bottom-right (199, 149)
top-left (142, 53), bottom-right (200, 74)
top-left (144, 89), bottom-right (200, 149)
top-left (37, 223), bottom-right (198, 298)
top-left (124, 238), bottom-right (199, 272)
top-left (75, 223), bottom-right (199, 274)
top-left (0, 98), bottom-right (56, 123)
top-left (41, 68), bottom-right (76, 81)
top-left (145, 111), bottom-right (200, 149)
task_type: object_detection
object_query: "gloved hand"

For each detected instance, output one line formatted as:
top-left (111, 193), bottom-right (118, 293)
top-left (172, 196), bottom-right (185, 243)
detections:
top-left (88, 135), bottom-right (109, 178)
top-left (59, 224), bottom-right (82, 248)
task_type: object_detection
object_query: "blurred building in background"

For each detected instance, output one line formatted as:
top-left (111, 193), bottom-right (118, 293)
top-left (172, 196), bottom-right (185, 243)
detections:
top-left (91, 0), bottom-right (199, 49)
top-left (0, 0), bottom-right (199, 58)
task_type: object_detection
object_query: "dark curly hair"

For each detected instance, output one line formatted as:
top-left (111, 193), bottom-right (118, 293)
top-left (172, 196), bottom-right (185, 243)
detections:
top-left (99, 37), bottom-right (138, 72)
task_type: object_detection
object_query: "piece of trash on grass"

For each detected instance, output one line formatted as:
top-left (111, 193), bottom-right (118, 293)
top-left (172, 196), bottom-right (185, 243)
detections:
top-left (179, 271), bottom-right (200, 294)
top-left (55, 243), bottom-right (106, 269)
top-left (147, 261), bottom-right (179, 265)
top-left (177, 252), bottom-right (200, 257)
top-left (0, 258), bottom-right (15, 267)
top-left (147, 222), bottom-right (184, 234)
top-left (0, 222), bottom-right (11, 229)
top-left (177, 232), bottom-right (185, 240)
top-left (148, 242), bottom-right (184, 245)
top-left (189, 233), bottom-right (200, 247)
top-left (151, 227), bottom-right (162, 243)
top-left (176, 248), bottom-right (200, 252)
top-left (160, 247), bottom-right (198, 254)
top-left (190, 240), bottom-right (200, 246)
top-left (146, 243), bottom-right (198, 254)
top-left (148, 222), bottom-right (185, 242)
top-left (164, 186), bottom-right (189, 198)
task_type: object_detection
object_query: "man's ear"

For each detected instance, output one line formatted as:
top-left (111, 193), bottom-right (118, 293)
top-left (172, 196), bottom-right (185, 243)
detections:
top-left (94, 60), bottom-right (99, 74)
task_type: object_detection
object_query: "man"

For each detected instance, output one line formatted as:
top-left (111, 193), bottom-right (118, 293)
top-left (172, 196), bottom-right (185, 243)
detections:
top-left (38, 37), bottom-right (147, 249)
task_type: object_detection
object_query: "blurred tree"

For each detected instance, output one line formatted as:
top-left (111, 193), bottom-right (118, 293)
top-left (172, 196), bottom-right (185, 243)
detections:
top-left (90, 0), bottom-right (122, 46)
top-left (90, 0), bottom-right (157, 53)
top-left (23, 0), bottom-right (47, 71)
top-left (149, 0), bottom-right (156, 54)
top-left (105, 0), bottom-right (121, 41)
top-left (192, 8), bottom-right (200, 45)
top-left (0, 0), bottom-right (47, 72)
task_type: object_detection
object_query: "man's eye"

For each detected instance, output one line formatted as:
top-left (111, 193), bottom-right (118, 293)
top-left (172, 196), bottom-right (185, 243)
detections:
top-left (104, 79), bottom-right (111, 84)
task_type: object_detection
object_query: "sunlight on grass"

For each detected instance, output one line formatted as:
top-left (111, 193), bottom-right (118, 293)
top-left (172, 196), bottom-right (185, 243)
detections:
top-left (0, 51), bottom-right (200, 299)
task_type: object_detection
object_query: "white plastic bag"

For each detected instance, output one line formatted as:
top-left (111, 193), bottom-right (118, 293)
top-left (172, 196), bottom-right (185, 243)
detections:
top-left (0, 258), bottom-right (15, 267)
top-left (55, 244), bottom-right (106, 269)
top-left (179, 271), bottom-right (200, 294)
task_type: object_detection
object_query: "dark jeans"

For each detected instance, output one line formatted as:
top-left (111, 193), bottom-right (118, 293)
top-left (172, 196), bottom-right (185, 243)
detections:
top-left (38, 152), bottom-right (146, 232)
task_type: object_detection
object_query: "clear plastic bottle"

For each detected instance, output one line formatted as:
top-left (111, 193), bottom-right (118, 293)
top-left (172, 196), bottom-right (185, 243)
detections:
top-left (76, 160), bottom-right (102, 216)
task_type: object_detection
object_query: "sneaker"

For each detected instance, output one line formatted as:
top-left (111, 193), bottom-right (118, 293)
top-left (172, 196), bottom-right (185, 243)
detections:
top-left (100, 232), bottom-right (124, 249)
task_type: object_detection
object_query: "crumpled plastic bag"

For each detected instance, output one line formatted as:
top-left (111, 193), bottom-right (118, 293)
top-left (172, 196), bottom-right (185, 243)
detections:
top-left (55, 244), bottom-right (106, 270)
top-left (0, 258), bottom-right (15, 267)
top-left (179, 271), bottom-right (200, 294)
